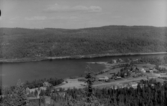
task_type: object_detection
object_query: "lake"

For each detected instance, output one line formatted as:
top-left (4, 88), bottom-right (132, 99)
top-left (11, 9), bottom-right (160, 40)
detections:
top-left (1, 54), bottom-right (166, 87)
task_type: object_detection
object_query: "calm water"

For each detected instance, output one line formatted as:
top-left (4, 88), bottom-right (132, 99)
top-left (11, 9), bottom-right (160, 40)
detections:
top-left (1, 54), bottom-right (166, 86)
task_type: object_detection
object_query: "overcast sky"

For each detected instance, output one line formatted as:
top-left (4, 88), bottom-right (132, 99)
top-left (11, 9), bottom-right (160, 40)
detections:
top-left (0, 0), bottom-right (167, 29)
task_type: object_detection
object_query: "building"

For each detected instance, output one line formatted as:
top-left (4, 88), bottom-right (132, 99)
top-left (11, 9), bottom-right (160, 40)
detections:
top-left (43, 81), bottom-right (52, 87)
top-left (130, 83), bottom-right (138, 89)
top-left (153, 73), bottom-right (161, 77)
top-left (127, 82), bottom-right (138, 89)
top-left (159, 65), bottom-right (167, 70)
top-left (140, 68), bottom-right (146, 73)
top-left (112, 59), bottom-right (117, 64)
top-left (26, 87), bottom-right (47, 98)
top-left (98, 76), bottom-right (109, 81)
top-left (114, 76), bottom-right (122, 80)
top-left (147, 68), bottom-right (158, 73)
top-left (118, 58), bottom-right (123, 63)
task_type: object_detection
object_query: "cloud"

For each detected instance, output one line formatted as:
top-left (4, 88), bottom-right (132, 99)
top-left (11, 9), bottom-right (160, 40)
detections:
top-left (0, 16), bottom-right (4, 20)
top-left (24, 16), bottom-right (47, 21)
top-left (24, 16), bottom-right (78, 21)
top-left (45, 3), bottom-right (102, 13)
top-left (53, 16), bottom-right (78, 20)
top-left (0, 74), bottom-right (5, 77)
top-left (9, 17), bottom-right (20, 21)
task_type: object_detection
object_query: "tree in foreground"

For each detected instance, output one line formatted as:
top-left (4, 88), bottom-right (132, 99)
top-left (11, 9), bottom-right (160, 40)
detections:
top-left (85, 65), bottom-right (94, 103)
top-left (84, 65), bottom-right (104, 106)
top-left (3, 80), bottom-right (27, 106)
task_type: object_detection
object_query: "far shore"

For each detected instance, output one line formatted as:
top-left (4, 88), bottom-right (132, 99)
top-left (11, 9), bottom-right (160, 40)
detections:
top-left (0, 52), bottom-right (167, 63)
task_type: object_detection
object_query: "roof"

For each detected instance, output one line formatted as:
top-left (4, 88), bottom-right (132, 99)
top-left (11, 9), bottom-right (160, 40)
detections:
top-left (43, 81), bottom-right (51, 87)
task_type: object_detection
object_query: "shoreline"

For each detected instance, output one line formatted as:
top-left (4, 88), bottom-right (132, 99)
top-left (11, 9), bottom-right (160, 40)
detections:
top-left (0, 52), bottom-right (167, 63)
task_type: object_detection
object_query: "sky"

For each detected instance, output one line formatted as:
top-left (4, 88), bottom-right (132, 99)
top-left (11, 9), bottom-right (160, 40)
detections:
top-left (0, 0), bottom-right (167, 29)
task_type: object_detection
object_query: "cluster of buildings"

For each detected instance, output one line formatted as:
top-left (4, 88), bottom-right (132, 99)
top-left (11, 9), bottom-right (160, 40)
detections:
top-left (26, 81), bottom-right (51, 98)
top-left (109, 82), bottom-right (139, 89)
top-left (26, 78), bottom-right (87, 98)
top-left (97, 64), bottom-right (143, 82)
top-left (110, 58), bottom-right (124, 64)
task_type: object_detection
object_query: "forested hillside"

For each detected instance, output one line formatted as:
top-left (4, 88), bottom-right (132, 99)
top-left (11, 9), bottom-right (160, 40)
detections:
top-left (0, 26), bottom-right (167, 60)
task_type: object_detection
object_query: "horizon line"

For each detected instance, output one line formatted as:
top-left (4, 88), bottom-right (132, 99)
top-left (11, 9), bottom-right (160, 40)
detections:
top-left (0, 25), bottom-right (167, 30)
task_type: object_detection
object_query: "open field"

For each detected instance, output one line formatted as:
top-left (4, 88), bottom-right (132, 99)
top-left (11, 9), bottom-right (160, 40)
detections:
top-left (93, 76), bottom-right (147, 88)
top-left (54, 79), bottom-right (86, 90)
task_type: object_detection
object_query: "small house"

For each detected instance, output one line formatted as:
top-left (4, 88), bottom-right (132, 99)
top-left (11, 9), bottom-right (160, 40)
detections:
top-left (159, 65), bottom-right (167, 70)
top-left (98, 76), bottom-right (109, 81)
top-left (127, 82), bottom-right (138, 89)
top-left (140, 68), bottom-right (146, 73)
top-left (118, 58), bottom-right (123, 63)
top-left (115, 76), bottom-right (122, 80)
top-left (43, 81), bottom-right (51, 87)
top-left (112, 59), bottom-right (117, 64)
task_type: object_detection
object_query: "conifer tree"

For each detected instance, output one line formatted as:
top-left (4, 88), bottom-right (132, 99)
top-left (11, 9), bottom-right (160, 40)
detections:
top-left (3, 80), bottom-right (27, 106)
top-left (85, 65), bottom-right (95, 104)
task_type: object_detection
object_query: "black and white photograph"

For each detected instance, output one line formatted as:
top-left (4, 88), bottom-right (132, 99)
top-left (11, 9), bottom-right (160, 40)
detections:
top-left (0, 0), bottom-right (167, 106)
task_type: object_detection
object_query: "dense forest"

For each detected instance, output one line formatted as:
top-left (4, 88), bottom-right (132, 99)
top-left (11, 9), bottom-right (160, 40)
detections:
top-left (58, 79), bottom-right (167, 106)
top-left (30, 79), bottom-right (167, 106)
top-left (0, 26), bottom-right (167, 60)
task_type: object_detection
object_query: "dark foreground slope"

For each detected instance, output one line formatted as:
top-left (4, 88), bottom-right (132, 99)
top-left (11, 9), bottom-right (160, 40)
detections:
top-left (0, 26), bottom-right (167, 61)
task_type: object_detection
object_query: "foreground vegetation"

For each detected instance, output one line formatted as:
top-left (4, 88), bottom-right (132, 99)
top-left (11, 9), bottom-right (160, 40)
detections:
top-left (54, 80), bottom-right (167, 106)
top-left (1, 79), bottom-right (167, 106)
top-left (24, 78), bottom-right (63, 89)
top-left (0, 26), bottom-right (167, 60)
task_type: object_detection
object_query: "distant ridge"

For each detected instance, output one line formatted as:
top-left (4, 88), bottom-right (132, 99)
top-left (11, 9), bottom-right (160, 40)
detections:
top-left (0, 25), bottom-right (166, 30)
top-left (0, 25), bottom-right (167, 62)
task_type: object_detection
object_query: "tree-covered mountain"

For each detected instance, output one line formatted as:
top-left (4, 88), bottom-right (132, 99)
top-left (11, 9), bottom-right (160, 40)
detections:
top-left (0, 26), bottom-right (167, 60)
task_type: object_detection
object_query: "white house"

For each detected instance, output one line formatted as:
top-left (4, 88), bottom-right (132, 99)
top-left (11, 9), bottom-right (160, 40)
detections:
top-left (131, 83), bottom-right (138, 89)
top-left (112, 59), bottom-right (117, 64)
top-left (140, 68), bottom-right (146, 73)
top-left (98, 76), bottom-right (109, 81)
top-left (43, 81), bottom-right (51, 87)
